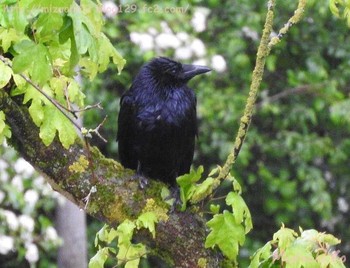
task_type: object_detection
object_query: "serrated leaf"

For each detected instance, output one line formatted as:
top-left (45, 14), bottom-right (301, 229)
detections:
top-left (273, 226), bottom-right (298, 251)
top-left (316, 253), bottom-right (346, 268)
top-left (13, 41), bottom-right (52, 86)
top-left (248, 242), bottom-right (272, 268)
top-left (136, 212), bottom-right (158, 238)
top-left (177, 166), bottom-right (204, 211)
top-left (67, 79), bottom-right (85, 107)
top-left (98, 33), bottom-right (126, 74)
top-left (39, 103), bottom-right (77, 148)
top-left (117, 243), bottom-right (146, 268)
top-left (226, 191), bottom-right (253, 233)
top-left (0, 111), bottom-right (12, 143)
top-left (89, 247), bottom-right (110, 268)
top-left (116, 220), bottom-right (136, 246)
top-left (0, 28), bottom-right (22, 52)
top-left (205, 210), bottom-right (245, 260)
top-left (33, 13), bottom-right (64, 42)
top-left (210, 204), bottom-right (220, 214)
top-left (191, 177), bottom-right (216, 203)
top-left (0, 60), bottom-right (12, 88)
top-left (282, 245), bottom-right (318, 268)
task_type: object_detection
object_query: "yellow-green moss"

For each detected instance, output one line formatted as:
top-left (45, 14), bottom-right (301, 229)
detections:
top-left (198, 258), bottom-right (207, 268)
top-left (69, 155), bottom-right (89, 173)
top-left (142, 198), bottom-right (169, 222)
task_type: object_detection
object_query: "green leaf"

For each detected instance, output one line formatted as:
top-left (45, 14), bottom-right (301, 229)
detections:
top-left (39, 103), bottom-right (77, 149)
top-left (136, 211), bottom-right (158, 238)
top-left (191, 177), bottom-right (216, 203)
top-left (226, 191), bottom-right (253, 233)
top-left (98, 33), bottom-right (126, 74)
top-left (0, 60), bottom-right (12, 89)
top-left (273, 225), bottom-right (298, 251)
top-left (117, 243), bottom-right (146, 268)
top-left (0, 111), bottom-right (11, 143)
top-left (67, 79), bottom-right (85, 107)
top-left (177, 166), bottom-right (204, 211)
top-left (248, 242), bottom-right (272, 268)
top-left (28, 0), bottom-right (73, 8)
top-left (0, 27), bottom-right (23, 52)
top-left (12, 41), bottom-right (52, 86)
top-left (316, 253), bottom-right (346, 268)
top-left (282, 245), bottom-right (318, 268)
top-left (116, 220), bottom-right (136, 246)
top-left (33, 13), bottom-right (64, 42)
top-left (205, 210), bottom-right (245, 260)
top-left (209, 204), bottom-right (220, 214)
top-left (89, 247), bottom-right (110, 268)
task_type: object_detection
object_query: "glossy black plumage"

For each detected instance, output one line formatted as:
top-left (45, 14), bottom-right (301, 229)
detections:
top-left (117, 57), bottom-right (210, 185)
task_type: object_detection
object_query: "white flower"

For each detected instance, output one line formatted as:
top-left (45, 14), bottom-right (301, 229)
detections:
top-left (191, 8), bottom-right (210, 33)
top-left (0, 170), bottom-right (9, 182)
top-left (0, 235), bottom-right (14, 255)
top-left (33, 176), bottom-right (45, 188)
top-left (190, 38), bottom-right (206, 57)
top-left (102, 1), bottom-right (118, 18)
top-left (0, 159), bottom-right (8, 170)
top-left (25, 243), bottom-right (39, 263)
top-left (130, 32), bottom-right (141, 44)
top-left (11, 175), bottom-right (23, 191)
top-left (155, 33), bottom-right (181, 49)
top-left (45, 226), bottom-right (58, 241)
top-left (24, 190), bottom-right (39, 209)
top-left (19, 214), bottom-right (35, 232)
top-left (14, 158), bottom-right (35, 177)
top-left (0, 190), bottom-right (5, 203)
top-left (160, 21), bottom-right (172, 34)
top-left (211, 55), bottom-right (227, 73)
top-left (139, 33), bottom-right (154, 51)
top-left (148, 27), bottom-right (158, 36)
top-left (1, 210), bottom-right (19, 231)
top-left (338, 197), bottom-right (349, 213)
top-left (175, 47), bottom-right (193, 60)
top-left (176, 32), bottom-right (190, 42)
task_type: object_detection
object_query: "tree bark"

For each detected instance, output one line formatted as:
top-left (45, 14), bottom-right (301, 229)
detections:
top-left (0, 87), bottom-right (223, 267)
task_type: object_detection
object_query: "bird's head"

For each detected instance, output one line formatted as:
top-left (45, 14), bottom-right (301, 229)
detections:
top-left (145, 57), bottom-right (211, 86)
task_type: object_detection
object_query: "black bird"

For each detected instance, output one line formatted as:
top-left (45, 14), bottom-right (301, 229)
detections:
top-left (117, 57), bottom-right (211, 185)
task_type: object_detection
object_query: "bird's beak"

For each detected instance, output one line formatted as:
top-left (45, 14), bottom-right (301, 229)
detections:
top-left (180, 64), bottom-right (211, 80)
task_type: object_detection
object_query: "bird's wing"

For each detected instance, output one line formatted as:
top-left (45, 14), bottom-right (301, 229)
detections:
top-left (178, 95), bottom-right (197, 176)
top-left (117, 92), bottom-right (138, 169)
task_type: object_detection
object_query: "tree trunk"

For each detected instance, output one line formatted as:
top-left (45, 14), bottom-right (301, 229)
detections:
top-left (56, 200), bottom-right (87, 268)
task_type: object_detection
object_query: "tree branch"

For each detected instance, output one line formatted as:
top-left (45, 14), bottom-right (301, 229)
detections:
top-left (0, 87), bottom-right (222, 267)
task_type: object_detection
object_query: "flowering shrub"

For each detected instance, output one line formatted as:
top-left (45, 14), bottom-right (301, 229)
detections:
top-left (0, 144), bottom-right (63, 266)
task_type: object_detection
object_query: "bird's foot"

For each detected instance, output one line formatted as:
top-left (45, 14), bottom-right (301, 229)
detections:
top-left (131, 173), bottom-right (149, 189)
top-left (164, 186), bottom-right (181, 212)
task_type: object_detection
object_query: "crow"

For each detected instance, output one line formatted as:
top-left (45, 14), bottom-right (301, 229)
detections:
top-left (117, 57), bottom-right (211, 185)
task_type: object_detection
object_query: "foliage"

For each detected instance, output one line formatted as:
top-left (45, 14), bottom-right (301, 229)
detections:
top-left (0, 145), bottom-right (63, 267)
top-left (0, 0), bottom-right (125, 149)
top-left (329, 0), bottom-right (350, 26)
top-left (90, 199), bottom-right (168, 268)
top-left (249, 225), bottom-right (346, 268)
top-left (178, 168), bottom-right (252, 263)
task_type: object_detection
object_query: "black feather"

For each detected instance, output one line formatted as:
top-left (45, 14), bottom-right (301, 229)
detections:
top-left (117, 57), bottom-right (210, 185)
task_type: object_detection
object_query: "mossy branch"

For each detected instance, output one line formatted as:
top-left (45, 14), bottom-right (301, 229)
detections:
top-left (0, 87), bottom-right (222, 267)
top-left (216, 0), bottom-right (306, 182)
